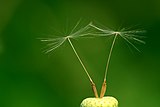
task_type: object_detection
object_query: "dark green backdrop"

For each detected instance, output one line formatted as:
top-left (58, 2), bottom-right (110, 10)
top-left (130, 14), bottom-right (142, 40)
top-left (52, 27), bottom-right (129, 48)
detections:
top-left (0, 0), bottom-right (160, 107)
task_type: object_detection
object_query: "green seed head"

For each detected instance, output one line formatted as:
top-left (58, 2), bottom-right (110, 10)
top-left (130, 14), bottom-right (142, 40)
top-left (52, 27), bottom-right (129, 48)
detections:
top-left (81, 96), bottom-right (118, 107)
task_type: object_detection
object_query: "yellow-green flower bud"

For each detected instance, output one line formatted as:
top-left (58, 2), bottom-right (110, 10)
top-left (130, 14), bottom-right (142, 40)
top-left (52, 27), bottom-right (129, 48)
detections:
top-left (81, 96), bottom-right (118, 107)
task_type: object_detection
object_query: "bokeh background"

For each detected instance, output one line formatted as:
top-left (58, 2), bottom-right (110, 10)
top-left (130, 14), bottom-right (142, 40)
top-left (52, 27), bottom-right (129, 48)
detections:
top-left (0, 0), bottom-right (160, 107)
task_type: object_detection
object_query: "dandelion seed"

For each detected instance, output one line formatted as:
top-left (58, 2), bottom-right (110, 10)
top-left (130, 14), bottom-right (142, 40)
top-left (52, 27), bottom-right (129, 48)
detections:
top-left (88, 22), bottom-right (146, 97)
top-left (40, 21), bottom-right (99, 97)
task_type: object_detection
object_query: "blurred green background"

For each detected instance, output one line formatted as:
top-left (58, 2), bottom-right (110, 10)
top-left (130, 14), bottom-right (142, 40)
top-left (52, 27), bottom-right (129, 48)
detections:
top-left (0, 0), bottom-right (160, 107)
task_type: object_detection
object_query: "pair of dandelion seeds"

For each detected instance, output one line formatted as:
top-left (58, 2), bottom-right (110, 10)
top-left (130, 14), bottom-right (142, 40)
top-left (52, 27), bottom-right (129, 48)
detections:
top-left (41, 21), bottom-right (145, 107)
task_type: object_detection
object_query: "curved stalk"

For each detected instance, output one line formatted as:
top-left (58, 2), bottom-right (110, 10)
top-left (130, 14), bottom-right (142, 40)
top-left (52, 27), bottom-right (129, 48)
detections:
top-left (100, 33), bottom-right (118, 98)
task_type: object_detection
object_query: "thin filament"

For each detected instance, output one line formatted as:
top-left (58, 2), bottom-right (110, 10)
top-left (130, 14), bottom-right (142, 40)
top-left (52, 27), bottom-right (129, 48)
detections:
top-left (67, 38), bottom-right (93, 83)
top-left (104, 33), bottom-right (118, 80)
top-left (100, 33), bottom-right (118, 98)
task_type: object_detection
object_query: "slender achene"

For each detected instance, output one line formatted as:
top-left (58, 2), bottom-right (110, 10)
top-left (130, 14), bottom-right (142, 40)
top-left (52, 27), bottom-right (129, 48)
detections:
top-left (67, 37), bottom-right (99, 98)
top-left (100, 33), bottom-right (118, 98)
